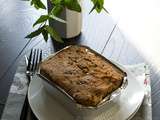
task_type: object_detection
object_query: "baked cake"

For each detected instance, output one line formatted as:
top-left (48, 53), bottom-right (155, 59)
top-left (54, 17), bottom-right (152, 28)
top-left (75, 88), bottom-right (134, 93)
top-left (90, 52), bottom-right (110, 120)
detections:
top-left (40, 45), bottom-right (126, 107)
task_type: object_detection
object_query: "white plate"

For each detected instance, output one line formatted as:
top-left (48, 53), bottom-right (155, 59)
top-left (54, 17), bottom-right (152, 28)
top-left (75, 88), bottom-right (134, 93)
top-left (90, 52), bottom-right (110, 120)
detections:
top-left (28, 65), bottom-right (144, 120)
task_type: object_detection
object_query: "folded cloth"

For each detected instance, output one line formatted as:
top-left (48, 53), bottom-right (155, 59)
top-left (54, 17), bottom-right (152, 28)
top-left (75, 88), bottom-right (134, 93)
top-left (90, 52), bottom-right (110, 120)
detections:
top-left (127, 64), bottom-right (152, 120)
top-left (1, 58), bottom-right (28, 120)
top-left (1, 59), bottom-right (152, 120)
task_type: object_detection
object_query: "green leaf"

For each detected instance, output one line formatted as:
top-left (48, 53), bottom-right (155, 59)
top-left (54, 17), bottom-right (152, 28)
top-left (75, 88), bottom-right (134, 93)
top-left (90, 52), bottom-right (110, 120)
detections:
top-left (31, 0), bottom-right (46, 9)
top-left (42, 29), bottom-right (48, 41)
top-left (49, 14), bottom-right (66, 23)
top-left (44, 25), bottom-right (63, 43)
top-left (103, 7), bottom-right (109, 13)
top-left (31, 0), bottom-right (34, 5)
top-left (36, 0), bottom-right (46, 9)
top-left (50, 5), bottom-right (64, 16)
top-left (25, 27), bottom-right (44, 38)
top-left (34, 4), bottom-right (40, 9)
top-left (91, 0), bottom-right (104, 13)
top-left (33, 15), bottom-right (49, 27)
top-left (64, 0), bottom-right (81, 12)
top-left (89, 2), bottom-right (97, 14)
top-left (50, 0), bottom-right (62, 5)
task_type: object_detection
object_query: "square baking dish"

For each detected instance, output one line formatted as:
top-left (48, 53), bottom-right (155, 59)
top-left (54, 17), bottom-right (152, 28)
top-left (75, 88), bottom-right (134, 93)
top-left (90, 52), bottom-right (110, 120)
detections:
top-left (38, 45), bottom-right (127, 119)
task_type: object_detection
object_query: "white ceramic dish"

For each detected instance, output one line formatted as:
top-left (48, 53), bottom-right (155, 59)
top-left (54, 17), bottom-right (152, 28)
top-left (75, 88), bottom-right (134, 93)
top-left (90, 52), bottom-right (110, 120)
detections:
top-left (28, 63), bottom-right (144, 120)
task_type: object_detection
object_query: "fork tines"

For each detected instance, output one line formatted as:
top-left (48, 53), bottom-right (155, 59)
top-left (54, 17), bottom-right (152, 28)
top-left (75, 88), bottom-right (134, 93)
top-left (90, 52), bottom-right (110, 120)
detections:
top-left (27, 49), bottom-right (42, 74)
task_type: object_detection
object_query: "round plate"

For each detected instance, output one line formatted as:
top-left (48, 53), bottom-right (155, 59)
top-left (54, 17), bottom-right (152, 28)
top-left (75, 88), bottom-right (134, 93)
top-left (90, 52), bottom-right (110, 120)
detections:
top-left (28, 65), bottom-right (144, 120)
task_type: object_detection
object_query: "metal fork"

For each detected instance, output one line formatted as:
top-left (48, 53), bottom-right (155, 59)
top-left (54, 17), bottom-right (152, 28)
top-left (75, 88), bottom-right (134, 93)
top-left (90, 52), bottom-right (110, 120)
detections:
top-left (25, 49), bottom-right (42, 83)
top-left (20, 49), bottom-right (42, 120)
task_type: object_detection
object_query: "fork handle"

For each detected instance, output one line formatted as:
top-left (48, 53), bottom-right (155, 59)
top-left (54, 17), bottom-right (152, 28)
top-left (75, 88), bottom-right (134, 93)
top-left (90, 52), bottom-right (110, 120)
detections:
top-left (20, 93), bottom-right (38, 120)
top-left (20, 94), bottom-right (29, 120)
top-left (20, 75), bottom-right (37, 120)
top-left (20, 75), bottom-right (31, 120)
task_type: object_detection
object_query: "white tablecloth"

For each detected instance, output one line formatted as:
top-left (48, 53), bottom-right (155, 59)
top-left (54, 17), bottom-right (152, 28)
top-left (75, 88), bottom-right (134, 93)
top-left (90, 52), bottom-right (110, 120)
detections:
top-left (1, 59), bottom-right (152, 120)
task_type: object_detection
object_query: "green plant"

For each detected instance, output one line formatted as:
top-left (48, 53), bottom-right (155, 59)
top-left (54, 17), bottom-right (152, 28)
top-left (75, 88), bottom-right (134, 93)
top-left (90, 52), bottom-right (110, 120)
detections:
top-left (26, 0), bottom-right (107, 43)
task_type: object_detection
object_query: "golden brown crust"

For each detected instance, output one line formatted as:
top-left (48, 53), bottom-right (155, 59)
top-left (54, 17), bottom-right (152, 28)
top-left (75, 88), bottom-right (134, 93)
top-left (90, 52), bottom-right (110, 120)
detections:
top-left (40, 46), bottom-right (126, 106)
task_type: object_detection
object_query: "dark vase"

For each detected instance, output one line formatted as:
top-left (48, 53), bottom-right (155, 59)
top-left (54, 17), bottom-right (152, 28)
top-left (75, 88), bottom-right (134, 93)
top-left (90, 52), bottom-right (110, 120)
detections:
top-left (52, 33), bottom-right (82, 52)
